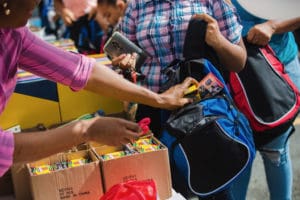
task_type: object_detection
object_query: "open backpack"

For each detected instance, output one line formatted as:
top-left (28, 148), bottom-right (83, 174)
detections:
top-left (159, 19), bottom-right (256, 197)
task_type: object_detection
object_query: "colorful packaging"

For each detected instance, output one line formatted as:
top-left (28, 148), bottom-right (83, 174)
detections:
top-left (102, 151), bottom-right (127, 160)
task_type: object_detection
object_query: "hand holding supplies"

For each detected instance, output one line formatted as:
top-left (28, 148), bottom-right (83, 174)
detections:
top-left (184, 72), bottom-right (224, 100)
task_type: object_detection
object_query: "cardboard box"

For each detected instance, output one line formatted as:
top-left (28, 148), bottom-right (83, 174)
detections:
top-left (28, 150), bottom-right (103, 200)
top-left (93, 137), bottom-right (172, 200)
top-left (11, 163), bottom-right (33, 200)
top-left (11, 143), bottom-right (92, 200)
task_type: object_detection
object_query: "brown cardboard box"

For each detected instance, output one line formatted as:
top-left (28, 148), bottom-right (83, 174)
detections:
top-left (11, 163), bottom-right (33, 200)
top-left (93, 137), bottom-right (172, 200)
top-left (28, 150), bottom-right (103, 200)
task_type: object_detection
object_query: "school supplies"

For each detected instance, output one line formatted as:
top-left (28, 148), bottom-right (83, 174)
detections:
top-left (184, 73), bottom-right (224, 100)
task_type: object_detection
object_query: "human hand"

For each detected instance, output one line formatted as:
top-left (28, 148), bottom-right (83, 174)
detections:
top-left (111, 53), bottom-right (137, 70)
top-left (158, 77), bottom-right (199, 110)
top-left (247, 21), bottom-right (275, 46)
top-left (192, 13), bottom-right (223, 48)
top-left (61, 8), bottom-right (76, 26)
top-left (86, 116), bottom-right (141, 146)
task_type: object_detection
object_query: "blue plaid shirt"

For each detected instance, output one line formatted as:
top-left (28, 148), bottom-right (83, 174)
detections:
top-left (119, 0), bottom-right (242, 92)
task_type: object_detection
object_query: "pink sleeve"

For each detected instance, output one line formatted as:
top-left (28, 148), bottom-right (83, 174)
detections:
top-left (18, 27), bottom-right (96, 91)
top-left (0, 130), bottom-right (14, 177)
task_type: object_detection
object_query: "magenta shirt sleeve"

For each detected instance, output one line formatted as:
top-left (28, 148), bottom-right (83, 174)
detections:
top-left (18, 27), bottom-right (96, 91)
top-left (0, 130), bottom-right (14, 177)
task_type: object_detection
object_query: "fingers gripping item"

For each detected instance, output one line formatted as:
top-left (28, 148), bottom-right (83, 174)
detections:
top-left (184, 73), bottom-right (224, 100)
top-left (184, 84), bottom-right (198, 96)
top-left (103, 31), bottom-right (149, 69)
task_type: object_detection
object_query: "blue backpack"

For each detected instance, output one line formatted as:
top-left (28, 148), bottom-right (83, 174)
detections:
top-left (160, 58), bottom-right (256, 197)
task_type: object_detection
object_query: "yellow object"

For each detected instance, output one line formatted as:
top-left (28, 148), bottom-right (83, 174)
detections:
top-left (0, 93), bottom-right (61, 129)
top-left (69, 158), bottom-right (87, 168)
top-left (184, 84), bottom-right (198, 95)
top-left (32, 165), bottom-right (51, 175)
top-left (102, 151), bottom-right (126, 160)
top-left (57, 84), bottom-right (122, 122)
top-left (57, 53), bottom-right (122, 122)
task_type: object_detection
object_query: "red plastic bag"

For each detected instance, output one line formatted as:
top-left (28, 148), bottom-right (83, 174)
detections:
top-left (100, 179), bottom-right (157, 200)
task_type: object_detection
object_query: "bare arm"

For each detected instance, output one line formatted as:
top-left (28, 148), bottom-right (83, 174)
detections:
top-left (212, 36), bottom-right (246, 72)
top-left (13, 116), bottom-right (140, 163)
top-left (267, 18), bottom-right (300, 34)
top-left (247, 17), bottom-right (300, 46)
top-left (193, 13), bottom-right (247, 72)
top-left (84, 62), bottom-right (198, 110)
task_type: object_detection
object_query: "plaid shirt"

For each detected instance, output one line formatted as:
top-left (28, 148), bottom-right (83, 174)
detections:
top-left (0, 27), bottom-right (94, 176)
top-left (119, 0), bottom-right (242, 92)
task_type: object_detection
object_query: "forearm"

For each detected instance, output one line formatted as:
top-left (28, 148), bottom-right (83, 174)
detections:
top-left (214, 37), bottom-right (246, 72)
top-left (13, 120), bottom-right (89, 163)
top-left (267, 18), bottom-right (300, 34)
top-left (85, 63), bottom-right (163, 108)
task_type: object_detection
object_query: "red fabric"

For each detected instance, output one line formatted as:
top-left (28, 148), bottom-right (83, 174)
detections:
top-left (138, 118), bottom-right (151, 135)
top-left (100, 179), bottom-right (157, 200)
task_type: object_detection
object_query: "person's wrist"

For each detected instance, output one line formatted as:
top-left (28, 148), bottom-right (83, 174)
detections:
top-left (155, 94), bottom-right (165, 108)
top-left (266, 20), bottom-right (277, 34)
top-left (72, 119), bottom-right (91, 143)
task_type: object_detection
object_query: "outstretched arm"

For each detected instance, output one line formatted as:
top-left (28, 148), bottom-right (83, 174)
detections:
top-left (84, 62), bottom-right (198, 110)
top-left (13, 116), bottom-right (140, 164)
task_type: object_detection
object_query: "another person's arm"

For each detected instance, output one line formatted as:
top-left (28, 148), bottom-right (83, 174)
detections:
top-left (194, 13), bottom-right (246, 72)
top-left (85, 63), bottom-right (196, 110)
top-left (12, 116), bottom-right (140, 164)
top-left (247, 17), bottom-right (300, 46)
